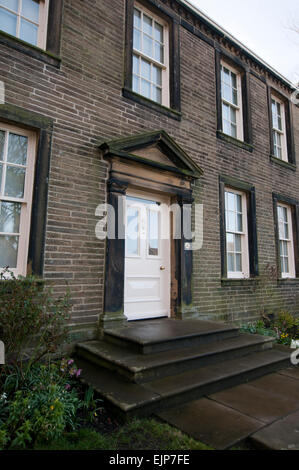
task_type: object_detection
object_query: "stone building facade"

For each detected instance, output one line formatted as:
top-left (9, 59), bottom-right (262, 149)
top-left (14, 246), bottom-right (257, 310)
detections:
top-left (0, 0), bottom-right (298, 341)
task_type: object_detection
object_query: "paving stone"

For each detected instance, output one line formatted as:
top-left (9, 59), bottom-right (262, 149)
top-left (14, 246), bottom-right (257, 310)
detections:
top-left (250, 410), bottom-right (299, 450)
top-left (278, 367), bottom-right (299, 381)
top-left (157, 398), bottom-right (263, 450)
top-left (209, 382), bottom-right (299, 423)
top-left (248, 372), bottom-right (299, 402)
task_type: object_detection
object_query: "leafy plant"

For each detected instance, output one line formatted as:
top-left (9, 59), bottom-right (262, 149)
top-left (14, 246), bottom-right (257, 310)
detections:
top-left (0, 360), bottom-right (81, 449)
top-left (0, 268), bottom-right (71, 376)
top-left (80, 386), bottom-right (103, 424)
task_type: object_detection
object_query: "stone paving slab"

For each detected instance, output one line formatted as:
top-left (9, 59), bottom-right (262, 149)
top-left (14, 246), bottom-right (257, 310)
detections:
top-left (209, 378), bottom-right (299, 423)
top-left (278, 367), bottom-right (299, 380)
top-left (247, 372), bottom-right (299, 401)
top-left (157, 367), bottom-right (299, 450)
top-left (250, 410), bottom-right (299, 450)
top-left (157, 397), bottom-right (263, 450)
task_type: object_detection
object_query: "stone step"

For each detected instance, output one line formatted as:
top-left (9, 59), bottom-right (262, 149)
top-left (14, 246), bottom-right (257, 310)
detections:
top-left (76, 349), bottom-right (291, 418)
top-left (104, 318), bottom-right (239, 354)
top-left (76, 333), bottom-right (274, 383)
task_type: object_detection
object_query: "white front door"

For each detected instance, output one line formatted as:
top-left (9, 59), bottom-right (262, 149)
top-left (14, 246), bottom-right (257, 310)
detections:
top-left (124, 191), bottom-right (170, 321)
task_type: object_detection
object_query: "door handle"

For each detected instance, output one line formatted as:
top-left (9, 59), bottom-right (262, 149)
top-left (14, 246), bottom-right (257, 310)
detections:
top-left (160, 266), bottom-right (166, 271)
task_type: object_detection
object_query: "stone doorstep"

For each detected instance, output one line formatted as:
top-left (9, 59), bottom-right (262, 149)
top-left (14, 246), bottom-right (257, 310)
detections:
top-left (76, 349), bottom-right (291, 418)
top-left (104, 318), bottom-right (239, 354)
top-left (76, 333), bottom-right (274, 383)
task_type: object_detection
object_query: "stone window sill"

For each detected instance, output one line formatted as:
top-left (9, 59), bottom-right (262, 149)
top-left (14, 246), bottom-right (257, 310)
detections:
top-left (270, 155), bottom-right (296, 171)
top-left (277, 278), bottom-right (299, 285)
top-left (123, 88), bottom-right (181, 121)
top-left (217, 130), bottom-right (254, 153)
top-left (0, 30), bottom-right (61, 68)
top-left (221, 277), bottom-right (260, 287)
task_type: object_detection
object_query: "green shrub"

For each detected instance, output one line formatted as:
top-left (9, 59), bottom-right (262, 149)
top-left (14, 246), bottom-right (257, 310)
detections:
top-left (0, 269), bottom-right (71, 374)
top-left (0, 361), bottom-right (82, 449)
top-left (241, 311), bottom-right (299, 346)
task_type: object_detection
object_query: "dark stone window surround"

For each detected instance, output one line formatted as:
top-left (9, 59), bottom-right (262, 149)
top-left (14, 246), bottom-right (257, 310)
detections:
top-left (215, 47), bottom-right (253, 152)
top-left (0, 0), bottom-right (63, 68)
top-left (0, 104), bottom-right (53, 276)
top-left (273, 193), bottom-right (299, 281)
top-left (123, 0), bottom-right (181, 120)
top-left (267, 85), bottom-right (296, 167)
top-left (219, 175), bottom-right (259, 282)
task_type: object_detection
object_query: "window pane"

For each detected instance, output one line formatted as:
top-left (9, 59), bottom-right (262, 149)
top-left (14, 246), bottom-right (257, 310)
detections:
top-left (22, 0), bottom-right (40, 23)
top-left (154, 22), bottom-right (163, 42)
top-left (226, 211), bottom-right (235, 231)
top-left (148, 210), bottom-right (159, 256)
top-left (0, 0), bottom-right (18, 11)
top-left (152, 86), bottom-right (162, 104)
top-left (7, 133), bottom-right (28, 165)
top-left (141, 58), bottom-right (151, 81)
top-left (20, 18), bottom-right (38, 46)
top-left (141, 79), bottom-right (151, 99)
top-left (4, 166), bottom-right (26, 198)
top-left (0, 8), bottom-right (17, 36)
top-left (0, 235), bottom-right (19, 268)
top-left (227, 253), bottom-right (234, 272)
top-left (154, 42), bottom-right (163, 63)
top-left (133, 8), bottom-right (141, 29)
top-left (226, 233), bottom-right (234, 252)
top-left (237, 213), bottom-right (243, 232)
top-left (222, 103), bottom-right (230, 120)
top-left (0, 130), bottom-right (4, 161)
top-left (152, 65), bottom-right (162, 86)
top-left (143, 35), bottom-right (153, 57)
top-left (0, 201), bottom-right (21, 233)
top-left (235, 234), bottom-right (241, 252)
top-left (230, 107), bottom-right (236, 124)
top-left (143, 14), bottom-right (152, 36)
top-left (232, 88), bottom-right (238, 106)
top-left (133, 75), bottom-right (140, 94)
top-left (133, 28), bottom-right (141, 50)
top-left (223, 120), bottom-right (230, 135)
top-left (236, 194), bottom-right (242, 212)
top-left (222, 67), bottom-right (230, 84)
top-left (231, 123), bottom-right (237, 139)
top-left (126, 207), bottom-right (139, 256)
top-left (226, 192), bottom-right (235, 211)
top-left (133, 55), bottom-right (139, 74)
top-left (236, 253), bottom-right (242, 272)
top-left (284, 256), bottom-right (289, 273)
top-left (222, 83), bottom-right (231, 102)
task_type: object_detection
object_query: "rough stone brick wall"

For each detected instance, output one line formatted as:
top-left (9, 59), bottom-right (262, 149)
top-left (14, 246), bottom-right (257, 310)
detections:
top-left (0, 0), bottom-right (298, 339)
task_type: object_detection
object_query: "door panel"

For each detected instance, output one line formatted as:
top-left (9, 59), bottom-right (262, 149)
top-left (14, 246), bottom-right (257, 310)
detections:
top-left (124, 192), bottom-right (170, 320)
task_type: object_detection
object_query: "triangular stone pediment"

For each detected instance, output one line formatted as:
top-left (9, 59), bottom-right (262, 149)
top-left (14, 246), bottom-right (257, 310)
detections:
top-left (99, 130), bottom-right (203, 179)
top-left (131, 144), bottom-right (177, 168)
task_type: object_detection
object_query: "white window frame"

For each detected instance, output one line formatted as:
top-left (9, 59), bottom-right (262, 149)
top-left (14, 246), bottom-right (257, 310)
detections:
top-left (225, 187), bottom-right (249, 279)
top-left (221, 61), bottom-right (244, 141)
top-left (0, 0), bottom-right (49, 50)
top-left (0, 123), bottom-right (37, 278)
top-left (277, 203), bottom-right (296, 279)
top-left (271, 95), bottom-right (288, 162)
top-left (133, 2), bottom-right (169, 107)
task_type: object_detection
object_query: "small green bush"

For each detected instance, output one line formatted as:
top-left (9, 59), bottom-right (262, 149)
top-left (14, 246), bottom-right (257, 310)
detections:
top-left (0, 360), bottom-right (82, 449)
top-left (241, 311), bottom-right (299, 346)
top-left (0, 269), bottom-right (71, 374)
